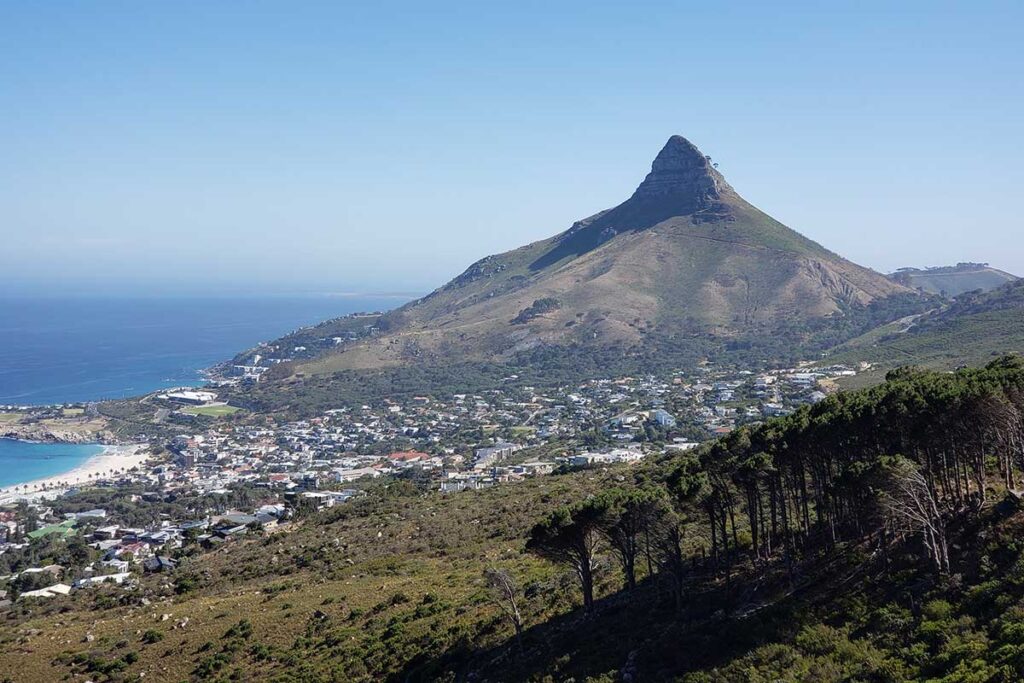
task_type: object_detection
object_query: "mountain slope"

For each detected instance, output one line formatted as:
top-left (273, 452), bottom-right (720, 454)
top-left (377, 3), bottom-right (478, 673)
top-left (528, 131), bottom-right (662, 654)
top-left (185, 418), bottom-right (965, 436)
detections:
top-left (9, 362), bottom-right (1024, 682)
top-left (271, 136), bottom-right (910, 380)
top-left (827, 278), bottom-right (1024, 381)
top-left (889, 262), bottom-right (1018, 297)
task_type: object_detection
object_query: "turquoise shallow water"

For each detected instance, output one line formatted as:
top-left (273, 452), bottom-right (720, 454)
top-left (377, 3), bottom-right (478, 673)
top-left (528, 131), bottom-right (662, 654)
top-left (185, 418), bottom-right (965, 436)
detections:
top-left (0, 439), bottom-right (104, 489)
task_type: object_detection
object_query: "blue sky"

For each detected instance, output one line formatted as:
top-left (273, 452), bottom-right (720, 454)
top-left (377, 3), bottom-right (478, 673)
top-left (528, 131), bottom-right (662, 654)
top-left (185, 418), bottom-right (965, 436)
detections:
top-left (2, 1), bottom-right (1021, 296)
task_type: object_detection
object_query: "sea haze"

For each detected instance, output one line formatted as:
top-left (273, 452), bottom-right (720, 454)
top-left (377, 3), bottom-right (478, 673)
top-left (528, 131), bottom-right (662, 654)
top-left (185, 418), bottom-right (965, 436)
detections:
top-left (0, 295), bottom-right (409, 405)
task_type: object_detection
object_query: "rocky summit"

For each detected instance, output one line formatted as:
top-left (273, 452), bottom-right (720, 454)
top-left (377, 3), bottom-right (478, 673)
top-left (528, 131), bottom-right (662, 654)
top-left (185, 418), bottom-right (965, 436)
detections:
top-left (632, 134), bottom-right (726, 201)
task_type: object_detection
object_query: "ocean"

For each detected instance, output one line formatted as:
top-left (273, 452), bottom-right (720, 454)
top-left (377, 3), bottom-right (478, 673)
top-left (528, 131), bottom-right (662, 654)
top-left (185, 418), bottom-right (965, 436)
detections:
top-left (0, 294), bottom-right (409, 489)
top-left (0, 295), bottom-right (409, 405)
top-left (0, 439), bottom-right (105, 489)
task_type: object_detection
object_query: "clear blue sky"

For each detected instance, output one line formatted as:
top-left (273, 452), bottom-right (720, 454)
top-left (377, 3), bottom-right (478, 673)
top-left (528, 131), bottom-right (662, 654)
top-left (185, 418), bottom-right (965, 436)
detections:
top-left (2, 1), bottom-right (1021, 296)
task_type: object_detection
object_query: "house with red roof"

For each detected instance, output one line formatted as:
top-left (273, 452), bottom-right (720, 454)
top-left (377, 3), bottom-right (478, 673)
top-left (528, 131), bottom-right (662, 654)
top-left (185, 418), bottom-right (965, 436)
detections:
top-left (386, 450), bottom-right (429, 464)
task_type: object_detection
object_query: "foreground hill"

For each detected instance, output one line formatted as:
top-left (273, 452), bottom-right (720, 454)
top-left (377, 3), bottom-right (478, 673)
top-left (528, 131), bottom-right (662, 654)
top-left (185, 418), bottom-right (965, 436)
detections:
top-left (8, 359), bottom-right (1024, 682)
top-left (827, 278), bottom-right (1024, 383)
top-left (232, 136), bottom-right (919, 409)
top-left (889, 262), bottom-right (1018, 297)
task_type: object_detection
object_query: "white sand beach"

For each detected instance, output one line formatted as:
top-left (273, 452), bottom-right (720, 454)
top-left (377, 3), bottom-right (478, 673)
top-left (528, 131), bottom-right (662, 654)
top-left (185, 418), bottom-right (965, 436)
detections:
top-left (0, 444), bottom-right (150, 505)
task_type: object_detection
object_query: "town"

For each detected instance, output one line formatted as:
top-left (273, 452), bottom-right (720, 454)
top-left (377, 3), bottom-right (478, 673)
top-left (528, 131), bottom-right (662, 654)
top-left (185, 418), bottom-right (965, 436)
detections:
top-left (0, 360), bottom-right (863, 608)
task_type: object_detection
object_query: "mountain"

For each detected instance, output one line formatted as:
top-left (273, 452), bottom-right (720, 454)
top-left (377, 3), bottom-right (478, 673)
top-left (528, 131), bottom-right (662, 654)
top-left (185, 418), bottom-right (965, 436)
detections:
top-left (255, 136), bottom-right (912, 388)
top-left (827, 278), bottom-right (1024, 381)
top-left (889, 262), bottom-right (1018, 297)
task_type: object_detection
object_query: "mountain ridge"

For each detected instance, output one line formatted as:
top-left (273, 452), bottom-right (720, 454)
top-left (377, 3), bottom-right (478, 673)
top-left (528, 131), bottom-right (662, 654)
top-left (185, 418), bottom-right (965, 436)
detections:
top-left (888, 262), bottom-right (1018, 297)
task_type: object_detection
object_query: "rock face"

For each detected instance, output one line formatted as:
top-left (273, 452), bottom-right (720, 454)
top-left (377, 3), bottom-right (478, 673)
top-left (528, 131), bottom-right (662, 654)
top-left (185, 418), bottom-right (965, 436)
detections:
top-left (630, 134), bottom-right (726, 202)
top-left (0, 422), bottom-right (112, 444)
top-left (273, 135), bottom-right (914, 374)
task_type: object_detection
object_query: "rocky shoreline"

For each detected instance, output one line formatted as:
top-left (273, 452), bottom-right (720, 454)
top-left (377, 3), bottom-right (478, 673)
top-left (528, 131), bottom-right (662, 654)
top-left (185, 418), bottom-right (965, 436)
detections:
top-left (0, 422), bottom-right (115, 445)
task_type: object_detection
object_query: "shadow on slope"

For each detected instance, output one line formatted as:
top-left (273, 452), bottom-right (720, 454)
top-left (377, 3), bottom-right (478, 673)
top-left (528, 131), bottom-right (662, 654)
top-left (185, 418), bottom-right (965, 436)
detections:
top-left (389, 546), bottom-right (872, 683)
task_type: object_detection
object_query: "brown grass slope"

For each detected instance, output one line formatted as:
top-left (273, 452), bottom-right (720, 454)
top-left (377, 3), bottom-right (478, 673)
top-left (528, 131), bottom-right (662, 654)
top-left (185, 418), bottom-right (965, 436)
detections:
top-left (297, 136), bottom-right (911, 375)
top-left (889, 263), bottom-right (1019, 297)
top-left (0, 474), bottom-right (613, 683)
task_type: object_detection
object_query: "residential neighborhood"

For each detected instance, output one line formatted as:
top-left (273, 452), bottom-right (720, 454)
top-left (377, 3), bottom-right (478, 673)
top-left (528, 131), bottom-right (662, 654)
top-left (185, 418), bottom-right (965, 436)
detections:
top-left (0, 360), bottom-right (863, 607)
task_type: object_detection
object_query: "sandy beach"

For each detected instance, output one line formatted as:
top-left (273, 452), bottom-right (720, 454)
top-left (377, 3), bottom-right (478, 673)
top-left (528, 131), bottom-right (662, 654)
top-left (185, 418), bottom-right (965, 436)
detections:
top-left (0, 444), bottom-right (150, 505)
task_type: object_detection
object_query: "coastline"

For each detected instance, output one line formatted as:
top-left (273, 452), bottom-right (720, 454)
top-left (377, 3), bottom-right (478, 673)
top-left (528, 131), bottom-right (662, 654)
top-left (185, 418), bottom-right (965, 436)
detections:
top-left (0, 419), bottom-right (113, 445)
top-left (0, 443), bottom-right (150, 505)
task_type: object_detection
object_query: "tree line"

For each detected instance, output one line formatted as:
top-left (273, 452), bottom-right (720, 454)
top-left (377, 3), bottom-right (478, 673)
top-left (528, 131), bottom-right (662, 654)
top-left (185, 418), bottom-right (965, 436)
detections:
top-left (525, 356), bottom-right (1024, 614)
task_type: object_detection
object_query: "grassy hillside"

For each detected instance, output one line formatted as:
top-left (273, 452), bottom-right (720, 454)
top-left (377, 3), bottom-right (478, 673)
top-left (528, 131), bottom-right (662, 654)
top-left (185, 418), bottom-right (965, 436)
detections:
top-left (826, 280), bottom-right (1024, 384)
top-left (223, 291), bottom-right (928, 416)
top-left (0, 474), bottom-right (614, 682)
top-left (8, 492), bottom-right (1024, 683)
top-left (8, 359), bottom-right (1024, 681)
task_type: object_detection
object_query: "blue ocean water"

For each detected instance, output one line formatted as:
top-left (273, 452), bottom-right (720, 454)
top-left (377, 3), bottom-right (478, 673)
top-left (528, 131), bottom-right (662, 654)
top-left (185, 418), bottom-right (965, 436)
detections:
top-left (0, 439), bottom-right (104, 489)
top-left (0, 295), bottom-right (409, 489)
top-left (0, 295), bottom-right (408, 405)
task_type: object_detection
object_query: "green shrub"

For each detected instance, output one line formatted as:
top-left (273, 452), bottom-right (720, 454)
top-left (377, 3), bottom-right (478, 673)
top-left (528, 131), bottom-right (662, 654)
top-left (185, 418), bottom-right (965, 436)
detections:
top-left (795, 624), bottom-right (843, 656)
top-left (923, 599), bottom-right (954, 621)
top-left (141, 629), bottom-right (164, 644)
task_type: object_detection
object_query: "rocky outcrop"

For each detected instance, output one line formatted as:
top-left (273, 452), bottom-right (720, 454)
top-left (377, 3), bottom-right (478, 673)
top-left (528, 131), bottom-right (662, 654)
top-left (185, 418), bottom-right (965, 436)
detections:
top-left (1, 422), bottom-right (113, 444)
top-left (630, 134), bottom-right (728, 203)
